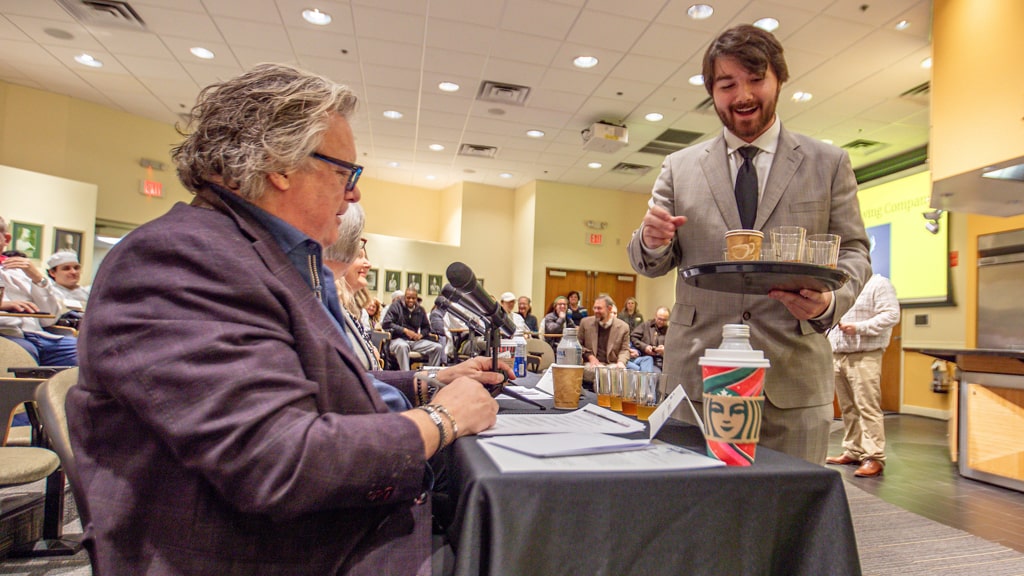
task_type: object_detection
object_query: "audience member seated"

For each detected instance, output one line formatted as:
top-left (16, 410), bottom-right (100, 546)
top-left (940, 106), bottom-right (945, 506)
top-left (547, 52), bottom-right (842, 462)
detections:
top-left (65, 63), bottom-right (506, 574)
top-left (428, 301), bottom-right (450, 365)
top-left (621, 296), bottom-right (644, 331)
top-left (364, 296), bottom-right (383, 331)
top-left (383, 288), bottom-right (443, 370)
top-left (578, 294), bottom-right (631, 384)
top-left (517, 295), bottom-right (539, 334)
top-left (46, 250), bottom-right (91, 312)
top-left (0, 217), bottom-right (78, 366)
top-left (630, 306), bottom-right (669, 373)
top-left (324, 203), bottom-right (380, 371)
top-left (542, 295), bottom-right (571, 347)
top-left (499, 292), bottom-right (528, 333)
top-left (567, 289), bottom-right (588, 326)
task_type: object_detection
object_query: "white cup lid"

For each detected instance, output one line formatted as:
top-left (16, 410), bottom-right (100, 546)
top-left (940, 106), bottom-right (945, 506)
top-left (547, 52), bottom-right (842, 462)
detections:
top-left (698, 348), bottom-right (770, 368)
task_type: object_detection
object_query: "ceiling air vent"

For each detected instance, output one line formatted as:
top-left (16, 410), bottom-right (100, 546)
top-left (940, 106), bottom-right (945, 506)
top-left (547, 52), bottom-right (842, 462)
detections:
top-left (477, 81), bottom-right (531, 106)
top-left (611, 162), bottom-right (653, 176)
top-left (56, 0), bottom-right (147, 30)
top-left (458, 143), bottom-right (498, 158)
top-left (899, 81), bottom-right (930, 104)
top-left (639, 128), bottom-right (703, 156)
top-left (841, 139), bottom-right (889, 155)
top-left (694, 96), bottom-right (715, 113)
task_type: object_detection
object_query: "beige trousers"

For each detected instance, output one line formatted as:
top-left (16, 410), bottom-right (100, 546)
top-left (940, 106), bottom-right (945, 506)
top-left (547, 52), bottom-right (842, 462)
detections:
top-left (832, 350), bottom-right (886, 463)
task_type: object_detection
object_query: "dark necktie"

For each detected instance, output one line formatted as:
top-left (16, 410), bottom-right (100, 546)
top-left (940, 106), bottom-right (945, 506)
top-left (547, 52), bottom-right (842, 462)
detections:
top-left (735, 146), bottom-right (759, 229)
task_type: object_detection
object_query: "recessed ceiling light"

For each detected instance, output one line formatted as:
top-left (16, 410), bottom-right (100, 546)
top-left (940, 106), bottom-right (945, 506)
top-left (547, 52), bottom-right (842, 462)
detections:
top-left (387, 161), bottom-right (400, 168)
top-left (426, 175), bottom-right (437, 180)
top-left (894, 20), bottom-right (911, 31)
top-left (438, 81), bottom-right (460, 92)
top-left (190, 47), bottom-right (215, 60)
top-left (688, 74), bottom-right (704, 86)
top-left (753, 18), bottom-right (779, 32)
top-left (573, 55), bottom-right (599, 69)
top-left (302, 8), bottom-right (332, 26)
top-left (74, 53), bottom-right (102, 68)
top-left (587, 162), bottom-right (602, 169)
top-left (382, 110), bottom-right (403, 120)
top-left (687, 4), bottom-right (714, 20)
top-left (920, 57), bottom-right (932, 69)
top-left (526, 129), bottom-right (545, 138)
top-left (429, 144), bottom-right (445, 151)
top-left (499, 173), bottom-right (512, 179)
top-left (791, 91), bottom-right (813, 102)
top-left (644, 112), bottom-right (664, 122)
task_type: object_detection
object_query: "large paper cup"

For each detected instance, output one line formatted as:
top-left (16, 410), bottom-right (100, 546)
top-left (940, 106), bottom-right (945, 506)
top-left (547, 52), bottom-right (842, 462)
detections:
top-left (724, 229), bottom-right (763, 261)
top-left (699, 348), bottom-right (770, 466)
top-left (551, 364), bottom-right (584, 410)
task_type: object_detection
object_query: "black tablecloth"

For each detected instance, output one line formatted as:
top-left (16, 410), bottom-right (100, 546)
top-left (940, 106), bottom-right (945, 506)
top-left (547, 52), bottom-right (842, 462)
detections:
top-left (447, 377), bottom-right (861, 576)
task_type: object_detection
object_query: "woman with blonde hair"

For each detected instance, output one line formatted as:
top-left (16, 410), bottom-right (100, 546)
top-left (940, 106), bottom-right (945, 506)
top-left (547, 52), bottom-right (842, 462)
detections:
top-left (324, 203), bottom-right (380, 370)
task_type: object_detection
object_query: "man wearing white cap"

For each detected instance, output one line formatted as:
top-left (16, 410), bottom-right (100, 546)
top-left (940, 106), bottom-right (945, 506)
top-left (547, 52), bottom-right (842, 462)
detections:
top-left (499, 292), bottom-right (528, 334)
top-left (46, 249), bottom-right (91, 311)
top-left (0, 216), bottom-right (78, 365)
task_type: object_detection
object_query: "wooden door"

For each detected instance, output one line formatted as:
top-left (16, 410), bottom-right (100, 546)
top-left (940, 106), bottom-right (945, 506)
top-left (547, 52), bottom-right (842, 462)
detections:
top-left (543, 268), bottom-right (636, 316)
top-left (880, 322), bottom-right (901, 412)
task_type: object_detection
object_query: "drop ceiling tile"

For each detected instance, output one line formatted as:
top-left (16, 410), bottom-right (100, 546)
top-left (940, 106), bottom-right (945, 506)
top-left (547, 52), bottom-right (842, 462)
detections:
top-left (351, 5), bottom-right (425, 44)
top-left (566, 10), bottom-right (647, 53)
top-left (499, 0), bottom-right (579, 41)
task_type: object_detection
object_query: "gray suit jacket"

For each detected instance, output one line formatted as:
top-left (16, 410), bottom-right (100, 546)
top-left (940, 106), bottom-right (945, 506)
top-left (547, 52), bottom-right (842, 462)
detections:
top-left (69, 187), bottom-right (431, 575)
top-left (628, 126), bottom-right (871, 411)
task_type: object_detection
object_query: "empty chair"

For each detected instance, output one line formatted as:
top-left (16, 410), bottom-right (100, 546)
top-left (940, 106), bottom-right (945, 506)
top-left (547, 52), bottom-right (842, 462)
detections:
top-left (525, 338), bottom-right (555, 373)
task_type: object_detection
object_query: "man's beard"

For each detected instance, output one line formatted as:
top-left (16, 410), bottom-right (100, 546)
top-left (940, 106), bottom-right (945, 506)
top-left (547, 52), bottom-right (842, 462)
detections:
top-left (715, 90), bottom-right (778, 141)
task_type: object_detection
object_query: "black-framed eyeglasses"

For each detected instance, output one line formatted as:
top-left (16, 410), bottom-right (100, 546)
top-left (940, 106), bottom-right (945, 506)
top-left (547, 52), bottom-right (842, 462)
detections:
top-left (311, 152), bottom-right (363, 192)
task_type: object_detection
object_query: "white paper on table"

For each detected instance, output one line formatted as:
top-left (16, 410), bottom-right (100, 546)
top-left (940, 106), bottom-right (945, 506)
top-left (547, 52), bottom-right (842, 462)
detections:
top-left (482, 432), bottom-right (651, 458)
top-left (478, 440), bottom-right (725, 473)
top-left (480, 403), bottom-right (644, 436)
top-left (534, 367), bottom-right (554, 395)
top-left (496, 385), bottom-right (551, 401)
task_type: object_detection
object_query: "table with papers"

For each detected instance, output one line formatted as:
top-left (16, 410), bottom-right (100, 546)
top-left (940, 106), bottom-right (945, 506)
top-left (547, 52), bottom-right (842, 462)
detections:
top-left (446, 372), bottom-right (861, 576)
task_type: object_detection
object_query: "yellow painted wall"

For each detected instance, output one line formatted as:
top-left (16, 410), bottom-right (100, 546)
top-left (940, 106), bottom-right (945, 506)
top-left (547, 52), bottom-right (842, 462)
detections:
top-left (931, 0), bottom-right (1024, 181)
top-left (0, 81), bottom-right (191, 225)
top-left (358, 177), bottom-right (444, 243)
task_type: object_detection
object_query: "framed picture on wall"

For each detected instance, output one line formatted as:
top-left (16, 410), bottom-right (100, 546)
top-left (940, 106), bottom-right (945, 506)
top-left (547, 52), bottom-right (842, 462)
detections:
top-left (10, 221), bottom-right (42, 260)
top-left (406, 272), bottom-right (422, 293)
top-left (427, 274), bottom-right (443, 296)
top-left (384, 270), bottom-right (402, 294)
top-left (53, 228), bottom-right (84, 256)
top-left (366, 268), bottom-right (378, 292)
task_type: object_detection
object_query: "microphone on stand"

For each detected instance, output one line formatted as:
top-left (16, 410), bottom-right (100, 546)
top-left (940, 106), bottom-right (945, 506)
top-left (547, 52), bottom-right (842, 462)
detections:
top-left (445, 261), bottom-right (515, 338)
top-left (435, 292), bottom-right (488, 336)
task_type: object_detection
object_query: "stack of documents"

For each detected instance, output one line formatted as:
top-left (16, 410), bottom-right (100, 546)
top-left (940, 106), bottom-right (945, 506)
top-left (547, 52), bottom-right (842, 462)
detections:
top-left (478, 385), bottom-right (724, 473)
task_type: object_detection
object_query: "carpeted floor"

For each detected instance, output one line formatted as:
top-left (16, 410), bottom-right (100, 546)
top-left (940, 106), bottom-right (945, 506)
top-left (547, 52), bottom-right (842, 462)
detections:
top-left (3, 476), bottom-right (1024, 575)
top-left (846, 481), bottom-right (1024, 576)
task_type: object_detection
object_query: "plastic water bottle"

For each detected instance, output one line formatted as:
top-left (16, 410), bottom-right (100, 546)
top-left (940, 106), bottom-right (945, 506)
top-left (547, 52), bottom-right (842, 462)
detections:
top-left (556, 327), bottom-right (582, 366)
top-left (512, 329), bottom-right (527, 377)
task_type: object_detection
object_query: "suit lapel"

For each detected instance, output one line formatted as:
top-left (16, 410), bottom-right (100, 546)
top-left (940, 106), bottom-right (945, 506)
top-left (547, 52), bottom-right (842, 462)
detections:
top-left (756, 127), bottom-right (804, 229)
top-left (699, 136), bottom-right (743, 230)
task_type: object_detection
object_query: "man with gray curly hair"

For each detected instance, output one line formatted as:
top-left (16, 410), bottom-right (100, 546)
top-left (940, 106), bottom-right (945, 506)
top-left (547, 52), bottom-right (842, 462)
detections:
top-left (68, 63), bottom-right (506, 575)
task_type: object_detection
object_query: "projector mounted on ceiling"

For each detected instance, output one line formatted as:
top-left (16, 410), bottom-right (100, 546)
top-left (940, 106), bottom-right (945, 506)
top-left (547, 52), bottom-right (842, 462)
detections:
top-left (581, 121), bottom-right (628, 153)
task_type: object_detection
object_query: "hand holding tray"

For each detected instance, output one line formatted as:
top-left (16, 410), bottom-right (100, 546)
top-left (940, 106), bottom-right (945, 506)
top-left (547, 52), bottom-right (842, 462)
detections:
top-left (680, 261), bottom-right (849, 295)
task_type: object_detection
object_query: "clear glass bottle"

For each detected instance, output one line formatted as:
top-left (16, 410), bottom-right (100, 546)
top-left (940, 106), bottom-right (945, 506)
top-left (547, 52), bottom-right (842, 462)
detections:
top-left (556, 327), bottom-right (583, 365)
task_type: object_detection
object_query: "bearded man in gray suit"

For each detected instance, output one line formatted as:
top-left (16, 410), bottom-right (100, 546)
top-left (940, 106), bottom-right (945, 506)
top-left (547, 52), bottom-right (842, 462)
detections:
top-left (628, 25), bottom-right (871, 464)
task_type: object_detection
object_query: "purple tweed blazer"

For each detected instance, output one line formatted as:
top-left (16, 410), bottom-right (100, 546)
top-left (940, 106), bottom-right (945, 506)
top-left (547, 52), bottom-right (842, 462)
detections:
top-left (68, 188), bottom-right (431, 575)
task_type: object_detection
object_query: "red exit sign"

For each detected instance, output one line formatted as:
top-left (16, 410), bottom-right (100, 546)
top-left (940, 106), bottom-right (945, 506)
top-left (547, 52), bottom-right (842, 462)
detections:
top-left (140, 179), bottom-right (163, 198)
top-left (587, 233), bottom-right (603, 245)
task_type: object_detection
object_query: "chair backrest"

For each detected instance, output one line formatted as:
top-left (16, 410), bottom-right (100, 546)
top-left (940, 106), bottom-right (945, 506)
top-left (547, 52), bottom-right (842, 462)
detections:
top-left (34, 367), bottom-right (90, 526)
top-left (525, 338), bottom-right (555, 372)
top-left (0, 337), bottom-right (37, 374)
